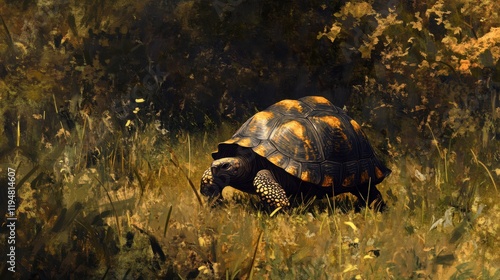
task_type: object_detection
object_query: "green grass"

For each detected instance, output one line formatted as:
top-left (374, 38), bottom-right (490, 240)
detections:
top-left (5, 122), bottom-right (500, 279)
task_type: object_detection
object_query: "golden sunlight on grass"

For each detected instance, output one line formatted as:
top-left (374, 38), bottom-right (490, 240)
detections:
top-left (7, 122), bottom-right (499, 279)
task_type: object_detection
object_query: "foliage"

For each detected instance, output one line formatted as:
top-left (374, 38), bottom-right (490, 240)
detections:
top-left (318, 0), bottom-right (500, 147)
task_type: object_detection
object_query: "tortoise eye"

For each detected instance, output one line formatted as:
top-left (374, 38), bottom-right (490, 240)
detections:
top-left (220, 163), bottom-right (231, 170)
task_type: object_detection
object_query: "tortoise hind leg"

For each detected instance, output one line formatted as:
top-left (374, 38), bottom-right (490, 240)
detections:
top-left (254, 170), bottom-right (290, 210)
top-left (353, 184), bottom-right (386, 212)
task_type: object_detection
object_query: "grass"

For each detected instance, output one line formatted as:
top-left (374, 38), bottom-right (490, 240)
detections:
top-left (3, 121), bottom-right (500, 280)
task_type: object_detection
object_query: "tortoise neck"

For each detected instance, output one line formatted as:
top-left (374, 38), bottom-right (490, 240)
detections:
top-left (220, 155), bottom-right (253, 192)
top-left (236, 155), bottom-right (252, 172)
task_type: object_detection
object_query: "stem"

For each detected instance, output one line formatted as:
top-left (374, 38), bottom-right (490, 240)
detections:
top-left (471, 150), bottom-right (498, 193)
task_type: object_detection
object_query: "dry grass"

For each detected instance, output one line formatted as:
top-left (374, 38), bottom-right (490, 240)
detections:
top-left (3, 122), bottom-right (500, 280)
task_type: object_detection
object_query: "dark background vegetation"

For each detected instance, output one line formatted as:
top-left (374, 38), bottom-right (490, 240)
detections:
top-left (0, 0), bottom-right (499, 279)
top-left (0, 0), bottom-right (499, 148)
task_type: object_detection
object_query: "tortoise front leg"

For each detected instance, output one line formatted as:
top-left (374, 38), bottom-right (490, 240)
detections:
top-left (200, 168), bottom-right (222, 200)
top-left (254, 170), bottom-right (290, 210)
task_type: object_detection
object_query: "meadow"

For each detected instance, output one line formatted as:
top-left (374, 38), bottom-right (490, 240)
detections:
top-left (3, 119), bottom-right (498, 279)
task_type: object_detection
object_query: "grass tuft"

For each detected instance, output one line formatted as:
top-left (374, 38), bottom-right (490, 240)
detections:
top-left (470, 149), bottom-right (498, 193)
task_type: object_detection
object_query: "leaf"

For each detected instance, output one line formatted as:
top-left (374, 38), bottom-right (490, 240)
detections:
top-left (342, 264), bottom-right (358, 273)
top-left (458, 60), bottom-right (471, 74)
top-left (344, 221), bottom-right (359, 232)
top-left (429, 217), bottom-right (444, 231)
top-left (414, 169), bottom-right (426, 182)
top-left (429, 207), bottom-right (455, 231)
top-left (334, 2), bottom-right (375, 19)
top-left (349, 2), bottom-right (374, 18)
top-left (410, 12), bottom-right (423, 31)
top-left (441, 35), bottom-right (458, 46)
top-left (358, 44), bottom-right (372, 59)
top-left (317, 23), bottom-right (342, 43)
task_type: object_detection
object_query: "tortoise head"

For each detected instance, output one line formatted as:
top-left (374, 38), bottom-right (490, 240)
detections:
top-left (200, 156), bottom-right (253, 198)
top-left (211, 157), bottom-right (251, 186)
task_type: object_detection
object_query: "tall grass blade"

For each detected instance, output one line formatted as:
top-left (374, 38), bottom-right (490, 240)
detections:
top-left (211, 237), bottom-right (218, 263)
top-left (248, 230), bottom-right (263, 280)
top-left (163, 205), bottom-right (173, 237)
top-left (132, 224), bottom-right (166, 261)
top-left (188, 132), bottom-right (191, 178)
top-left (471, 149), bottom-right (498, 193)
top-left (95, 176), bottom-right (121, 237)
top-left (168, 148), bottom-right (204, 206)
top-left (269, 207), bottom-right (282, 217)
top-left (0, 15), bottom-right (15, 51)
top-left (364, 177), bottom-right (371, 219)
top-left (16, 115), bottom-right (20, 147)
top-left (16, 165), bottom-right (39, 190)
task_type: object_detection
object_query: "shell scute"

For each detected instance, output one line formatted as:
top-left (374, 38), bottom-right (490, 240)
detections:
top-left (270, 99), bottom-right (313, 116)
top-left (267, 151), bottom-right (290, 169)
top-left (269, 118), bottom-right (322, 162)
top-left (253, 141), bottom-right (277, 158)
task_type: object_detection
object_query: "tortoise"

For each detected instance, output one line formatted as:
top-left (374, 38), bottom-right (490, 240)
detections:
top-left (200, 96), bottom-right (391, 211)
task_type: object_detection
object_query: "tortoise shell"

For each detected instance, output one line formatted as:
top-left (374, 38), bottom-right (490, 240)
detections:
top-left (212, 96), bottom-right (391, 189)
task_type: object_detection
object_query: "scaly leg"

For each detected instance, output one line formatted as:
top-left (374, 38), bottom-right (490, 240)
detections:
top-left (200, 168), bottom-right (221, 199)
top-left (254, 170), bottom-right (290, 210)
